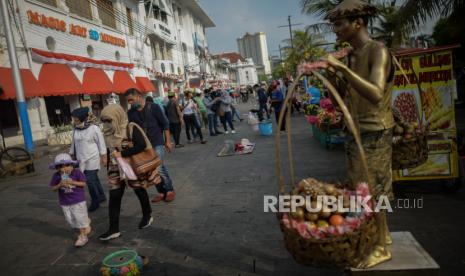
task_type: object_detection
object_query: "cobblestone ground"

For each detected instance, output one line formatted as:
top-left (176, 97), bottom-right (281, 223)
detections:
top-left (1, 103), bottom-right (464, 275)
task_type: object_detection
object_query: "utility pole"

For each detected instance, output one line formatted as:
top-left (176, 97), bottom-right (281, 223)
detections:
top-left (1, 0), bottom-right (34, 152)
top-left (278, 15), bottom-right (302, 49)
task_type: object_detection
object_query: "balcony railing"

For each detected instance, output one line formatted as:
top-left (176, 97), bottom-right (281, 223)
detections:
top-left (147, 18), bottom-right (175, 44)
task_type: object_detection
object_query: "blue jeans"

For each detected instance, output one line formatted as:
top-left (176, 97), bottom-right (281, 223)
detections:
top-left (155, 145), bottom-right (174, 194)
top-left (84, 169), bottom-right (106, 207)
top-left (207, 114), bottom-right (221, 135)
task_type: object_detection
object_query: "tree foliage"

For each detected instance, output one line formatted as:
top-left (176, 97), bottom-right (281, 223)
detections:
top-left (272, 30), bottom-right (327, 79)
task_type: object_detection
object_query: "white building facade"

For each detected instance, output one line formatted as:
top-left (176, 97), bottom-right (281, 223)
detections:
top-left (234, 58), bottom-right (258, 87)
top-left (236, 32), bottom-right (271, 76)
top-left (0, 0), bottom-right (214, 146)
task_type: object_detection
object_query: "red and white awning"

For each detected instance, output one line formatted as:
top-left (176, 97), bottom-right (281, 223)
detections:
top-left (31, 48), bottom-right (134, 71)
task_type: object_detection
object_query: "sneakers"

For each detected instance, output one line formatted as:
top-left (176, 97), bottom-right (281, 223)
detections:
top-left (200, 140), bottom-right (207, 144)
top-left (215, 131), bottom-right (223, 134)
top-left (175, 144), bottom-right (185, 148)
top-left (151, 194), bottom-right (164, 203)
top-left (165, 191), bottom-right (175, 202)
top-left (99, 230), bottom-right (121, 241)
top-left (231, 130), bottom-right (236, 134)
top-left (74, 235), bottom-right (88, 247)
top-left (225, 131), bottom-right (229, 134)
top-left (210, 133), bottom-right (217, 136)
top-left (139, 216), bottom-right (154, 229)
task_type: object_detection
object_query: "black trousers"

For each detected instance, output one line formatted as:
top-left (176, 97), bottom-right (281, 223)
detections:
top-left (275, 110), bottom-right (287, 131)
top-left (108, 186), bottom-right (152, 232)
top-left (169, 122), bottom-right (182, 145)
top-left (184, 114), bottom-right (203, 141)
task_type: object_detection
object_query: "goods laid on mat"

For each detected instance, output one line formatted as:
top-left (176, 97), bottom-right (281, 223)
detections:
top-left (100, 249), bottom-right (148, 276)
top-left (279, 178), bottom-right (377, 268)
top-left (217, 139), bottom-right (255, 157)
top-left (392, 108), bottom-right (428, 170)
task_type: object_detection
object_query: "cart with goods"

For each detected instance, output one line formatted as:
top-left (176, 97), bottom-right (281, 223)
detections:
top-left (274, 68), bottom-right (378, 269)
top-left (391, 45), bottom-right (463, 191)
top-left (306, 98), bottom-right (345, 148)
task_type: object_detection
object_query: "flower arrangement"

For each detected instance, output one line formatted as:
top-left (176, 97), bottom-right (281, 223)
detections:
top-left (306, 98), bottom-right (342, 131)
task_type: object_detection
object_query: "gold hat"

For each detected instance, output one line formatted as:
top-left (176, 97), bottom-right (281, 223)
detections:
top-left (325, 0), bottom-right (377, 21)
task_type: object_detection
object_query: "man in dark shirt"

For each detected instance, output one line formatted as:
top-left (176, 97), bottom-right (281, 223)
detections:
top-left (125, 88), bottom-right (175, 203)
top-left (166, 91), bottom-right (184, 148)
top-left (257, 83), bottom-right (270, 119)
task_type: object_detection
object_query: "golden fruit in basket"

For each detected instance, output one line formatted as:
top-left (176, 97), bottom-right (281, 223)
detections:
top-left (305, 212), bottom-right (319, 222)
top-left (324, 184), bottom-right (336, 195)
top-left (320, 207), bottom-right (332, 219)
top-left (290, 207), bottom-right (305, 221)
top-left (329, 214), bottom-right (345, 226)
top-left (317, 220), bottom-right (329, 228)
top-left (306, 221), bottom-right (317, 230)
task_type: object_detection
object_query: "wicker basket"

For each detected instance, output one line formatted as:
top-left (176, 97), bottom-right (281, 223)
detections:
top-left (279, 213), bottom-right (377, 268)
top-left (275, 71), bottom-right (378, 269)
top-left (392, 134), bottom-right (428, 170)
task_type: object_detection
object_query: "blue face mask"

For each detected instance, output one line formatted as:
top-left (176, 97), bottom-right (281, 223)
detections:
top-left (131, 102), bottom-right (141, 110)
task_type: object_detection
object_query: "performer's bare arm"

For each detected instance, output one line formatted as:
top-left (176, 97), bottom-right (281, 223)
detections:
top-left (326, 46), bottom-right (390, 104)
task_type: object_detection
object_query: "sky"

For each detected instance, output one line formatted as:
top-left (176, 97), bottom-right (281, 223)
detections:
top-left (198, 0), bottom-right (436, 57)
top-left (199, 0), bottom-right (322, 57)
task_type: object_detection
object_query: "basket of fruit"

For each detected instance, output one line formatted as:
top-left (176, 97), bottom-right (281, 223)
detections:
top-left (391, 108), bottom-right (428, 170)
top-left (274, 69), bottom-right (377, 268)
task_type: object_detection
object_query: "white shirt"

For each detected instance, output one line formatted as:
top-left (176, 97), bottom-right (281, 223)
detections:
top-left (70, 125), bottom-right (107, 171)
top-left (182, 99), bottom-right (196, 115)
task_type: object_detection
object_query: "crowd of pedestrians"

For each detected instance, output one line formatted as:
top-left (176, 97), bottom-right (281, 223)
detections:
top-left (48, 86), bottom-right (249, 247)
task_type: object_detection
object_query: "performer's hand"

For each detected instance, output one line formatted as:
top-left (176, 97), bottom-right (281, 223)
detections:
top-left (324, 54), bottom-right (346, 71)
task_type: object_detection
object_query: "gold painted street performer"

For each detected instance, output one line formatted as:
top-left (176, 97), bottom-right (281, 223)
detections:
top-left (324, 0), bottom-right (395, 268)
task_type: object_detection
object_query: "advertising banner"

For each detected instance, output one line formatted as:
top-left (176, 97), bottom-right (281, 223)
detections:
top-left (392, 48), bottom-right (459, 180)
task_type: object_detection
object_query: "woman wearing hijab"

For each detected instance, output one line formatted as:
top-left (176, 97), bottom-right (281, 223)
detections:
top-left (98, 104), bottom-right (156, 241)
top-left (70, 107), bottom-right (107, 212)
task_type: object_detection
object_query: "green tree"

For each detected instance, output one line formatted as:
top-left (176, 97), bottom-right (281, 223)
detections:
top-left (397, 0), bottom-right (465, 34)
top-left (432, 12), bottom-right (465, 68)
top-left (281, 30), bottom-right (327, 76)
top-left (300, 0), bottom-right (409, 47)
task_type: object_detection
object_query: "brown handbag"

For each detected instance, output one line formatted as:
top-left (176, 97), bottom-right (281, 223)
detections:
top-left (126, 122), bottom-right (162, 176)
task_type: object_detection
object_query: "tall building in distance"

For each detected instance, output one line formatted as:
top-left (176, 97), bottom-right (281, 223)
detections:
top-left (237, 32), bottom-right (271, 76)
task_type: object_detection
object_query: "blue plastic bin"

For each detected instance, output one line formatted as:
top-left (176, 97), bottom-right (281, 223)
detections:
top-left (259, 121), bottom-right (273, 136)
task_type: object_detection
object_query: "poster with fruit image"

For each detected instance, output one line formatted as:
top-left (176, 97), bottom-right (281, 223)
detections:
top-left (391, 46), bottom-right (460, 180)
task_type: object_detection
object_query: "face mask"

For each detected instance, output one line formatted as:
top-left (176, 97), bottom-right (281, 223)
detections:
top-left (102, 122), bottom-right (114, 136)
top-left (131, 102), bottom-right (142, 110)
top-left (73, 121), bottom-right (85, 128)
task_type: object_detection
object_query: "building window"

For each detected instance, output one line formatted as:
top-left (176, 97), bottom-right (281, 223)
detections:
top-left (97, 0), bottom-right (116, 29)
top-left (177, 7), bottom-right (182, 26)
top-left (115, 51), bottom-right (121, 61)
top-left (37, 0), bottom-right (57, 7)
top-left (126, 7), bottom-right (134, 36)
top-left (46, 36), bottom-right (56, 51)
top-left (182, 43), bottom-right (188, 64)
top-left (161, 11), bottom-right (167, 24)
top-left (170, 63), bottom-right (174, 73)
top-left (87, 45), bottom-right (94, 57)
top-left (66, 0), bottom-right (92, 20)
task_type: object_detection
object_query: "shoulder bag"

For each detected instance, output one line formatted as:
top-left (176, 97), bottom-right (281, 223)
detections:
top-left (126, 122), bottom-right (162, 176)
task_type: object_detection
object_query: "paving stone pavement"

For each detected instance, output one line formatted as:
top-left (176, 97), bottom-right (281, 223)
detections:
top-left (1, 103), bottom-right (464, 275)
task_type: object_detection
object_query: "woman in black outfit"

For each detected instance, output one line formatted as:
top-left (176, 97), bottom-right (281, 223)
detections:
top-left (98, 104), bottom-right (157, 241)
